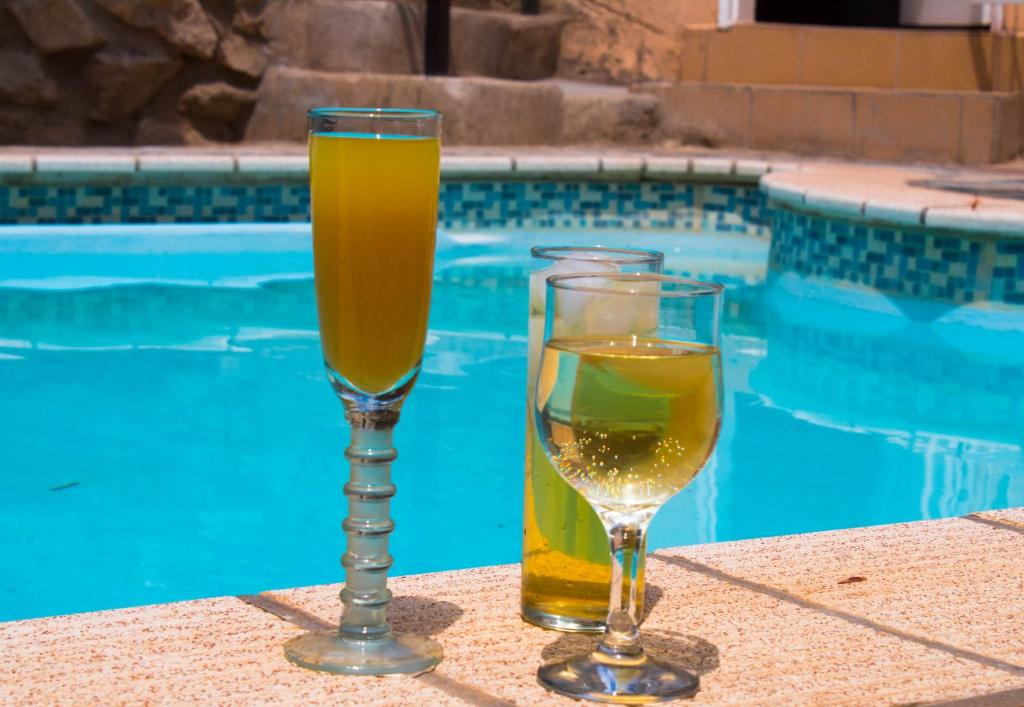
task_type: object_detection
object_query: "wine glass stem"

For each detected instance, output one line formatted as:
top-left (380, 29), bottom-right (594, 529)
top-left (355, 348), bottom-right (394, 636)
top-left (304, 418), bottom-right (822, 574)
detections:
top-left (599, 522), bottom-right (645, 657)
top-left (339, 422), bottom-right (398, 641)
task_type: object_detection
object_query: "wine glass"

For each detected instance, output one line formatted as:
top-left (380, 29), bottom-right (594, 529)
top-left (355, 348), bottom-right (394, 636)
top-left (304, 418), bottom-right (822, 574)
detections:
top-left (534, 272), bottom-right (724, 702)
top-left (283, 107), bottom-right (443, 675)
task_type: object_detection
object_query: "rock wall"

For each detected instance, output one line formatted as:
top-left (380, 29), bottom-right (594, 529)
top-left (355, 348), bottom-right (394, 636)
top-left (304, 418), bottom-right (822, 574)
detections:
top-left (0, 0), bottom-right (590, 146)
top-left (552, 0), bottom-right (717, 83)
top-left (456, 0), bottom-right (718, 83)
top-left (260, 0), bottom-right (567, 80)
top-left (0, 0), bottom-right (269, 145)
top-left (0, 0), bottom-right (708, 147)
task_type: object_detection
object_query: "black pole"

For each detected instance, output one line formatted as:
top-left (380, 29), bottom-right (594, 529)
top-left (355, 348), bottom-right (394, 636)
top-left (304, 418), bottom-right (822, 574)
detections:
top-left (424, 0), bottom-right (450, 75)
top-left (522, 0), bottom-right (540, 14)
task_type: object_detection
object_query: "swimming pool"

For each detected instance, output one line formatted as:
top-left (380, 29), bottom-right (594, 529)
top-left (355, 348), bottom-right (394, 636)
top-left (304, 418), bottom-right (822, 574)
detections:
top-left (1, 222), bottom-right (1022, 622)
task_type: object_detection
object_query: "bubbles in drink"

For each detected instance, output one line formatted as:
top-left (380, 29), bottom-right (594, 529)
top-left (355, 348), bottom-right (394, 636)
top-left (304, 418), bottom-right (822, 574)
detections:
top-left (536, 336), bottom-right (721, 514)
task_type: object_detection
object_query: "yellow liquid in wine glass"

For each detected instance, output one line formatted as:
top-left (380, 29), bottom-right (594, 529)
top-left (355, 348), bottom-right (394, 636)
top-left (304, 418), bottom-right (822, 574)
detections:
top-left (310, 132), bottom-right (440, 394)
top-left (536, 336), bottom-right (721, 513)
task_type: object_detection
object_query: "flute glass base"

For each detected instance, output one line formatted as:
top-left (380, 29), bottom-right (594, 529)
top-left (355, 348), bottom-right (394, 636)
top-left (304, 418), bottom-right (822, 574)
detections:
top-left (284, 631), bottom-right (443, 676)
top-left (538, 649), bottom-right (699, 704)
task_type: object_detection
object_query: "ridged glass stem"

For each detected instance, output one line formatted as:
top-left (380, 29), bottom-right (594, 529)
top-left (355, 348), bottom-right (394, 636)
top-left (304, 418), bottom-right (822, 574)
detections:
top-left (339, 423), bottom-right (397, 641)
top-left (599, 522), bottom-right (644, 656)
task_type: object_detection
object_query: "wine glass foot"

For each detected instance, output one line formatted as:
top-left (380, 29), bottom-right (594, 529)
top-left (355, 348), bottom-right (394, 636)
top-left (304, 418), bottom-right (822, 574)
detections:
top-left (284, 631), bottom-right (443, 676)
top-left (538, 649), bottom-right (699, 704)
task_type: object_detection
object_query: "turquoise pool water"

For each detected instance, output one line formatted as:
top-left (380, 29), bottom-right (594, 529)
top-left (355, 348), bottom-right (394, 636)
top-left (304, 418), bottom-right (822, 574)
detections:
top-left (1, 223), bottom-right (1022, 621)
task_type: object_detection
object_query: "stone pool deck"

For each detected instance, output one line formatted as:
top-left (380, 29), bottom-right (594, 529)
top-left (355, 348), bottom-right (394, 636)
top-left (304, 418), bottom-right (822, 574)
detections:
top-left (7, 145), bottom-right (1024, 235)
top-left (2, 508), bottom-right (1022, 706)
top-left (761, 160), bottom-right (1024, 237)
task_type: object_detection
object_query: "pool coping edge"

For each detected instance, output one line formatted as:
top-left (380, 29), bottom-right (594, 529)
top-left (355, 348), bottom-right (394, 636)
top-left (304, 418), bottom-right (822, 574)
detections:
top-left (0, 150), bottom-right (798, 186)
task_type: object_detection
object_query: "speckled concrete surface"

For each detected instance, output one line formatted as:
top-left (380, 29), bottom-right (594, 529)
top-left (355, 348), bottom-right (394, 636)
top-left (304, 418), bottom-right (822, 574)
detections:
top-left (2, 512), bottom-right (1022, 705)
top-left (659, 517), bottom-right (1024, 669)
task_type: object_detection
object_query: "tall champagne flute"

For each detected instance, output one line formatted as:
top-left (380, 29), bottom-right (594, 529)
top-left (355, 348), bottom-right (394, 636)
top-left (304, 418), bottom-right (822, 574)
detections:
top-left (284, 107), bottom-right (443, 675)
top-left (534, 273), bottom-right (723, 703)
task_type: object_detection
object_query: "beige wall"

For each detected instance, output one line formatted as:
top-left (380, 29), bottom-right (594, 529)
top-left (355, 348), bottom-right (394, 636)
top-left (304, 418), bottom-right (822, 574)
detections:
top-left (680, 24), bottom-right (1024, 93)
top-left (1004, 6), bottom-right (1024, 33)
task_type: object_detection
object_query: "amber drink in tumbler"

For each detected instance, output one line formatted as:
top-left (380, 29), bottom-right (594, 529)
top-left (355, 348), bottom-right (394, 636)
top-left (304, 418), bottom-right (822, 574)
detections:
top-left (521, 246), bottom-right (663, 632)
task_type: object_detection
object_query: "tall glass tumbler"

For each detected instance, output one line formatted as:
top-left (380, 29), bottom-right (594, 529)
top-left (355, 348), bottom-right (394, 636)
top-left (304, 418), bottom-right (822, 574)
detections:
top-left (521, 247), bottom-right (664, 633)
top-left (284, 108), bottom-right (443, 675)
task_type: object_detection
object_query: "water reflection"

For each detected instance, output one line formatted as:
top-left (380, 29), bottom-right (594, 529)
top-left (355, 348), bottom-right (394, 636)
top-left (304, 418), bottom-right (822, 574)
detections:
top-left (0, 227), bottom-right (1022, 620)
top-left (666, 272), bottom-right (1024, 548)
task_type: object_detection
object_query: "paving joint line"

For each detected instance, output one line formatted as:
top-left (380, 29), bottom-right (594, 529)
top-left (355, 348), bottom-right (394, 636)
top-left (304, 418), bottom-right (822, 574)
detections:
top-left (925, 685), bottom-right (1024, 706)
top-left (235, 594), bottom-right (513, 707)
top-left (236, 593), bottom-right (332, 632)
top-left (963, 513), bottom-right (1024, 536)
top-left (649, 553), bottom-right (1024, 678)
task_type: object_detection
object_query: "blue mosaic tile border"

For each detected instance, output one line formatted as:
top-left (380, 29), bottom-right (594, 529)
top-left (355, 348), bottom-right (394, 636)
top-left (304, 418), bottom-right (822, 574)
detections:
top-left (768, 206), bottom-right (1020, 305)
top-left (992, 240), bottom-right (1024, 305)
top-left (438, 182), bottom-right (771, 236)
top-left (0, 185), bottom-right (311, 224)
top-left (0, 181), bottom-right (773, 237)
top-left (7, 176), bottom-right (1019, 306)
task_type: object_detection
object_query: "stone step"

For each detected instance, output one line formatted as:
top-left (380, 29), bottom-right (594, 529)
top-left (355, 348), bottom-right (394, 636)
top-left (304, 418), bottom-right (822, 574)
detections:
top-left (638, 81), bottom-right (1022, 165)
top-left (261, 0), bottom-right (567, 81)
top-left (678, 23), bottom-right (1022, 93)
top-left (245, 68), bottom-right (659, 146)
top-left (246, 67), bottom-right (1022, 163)
top-left (554, 79), bottom-right (660, 145)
